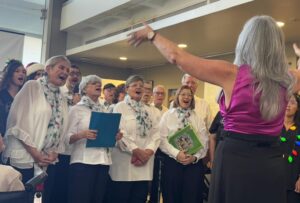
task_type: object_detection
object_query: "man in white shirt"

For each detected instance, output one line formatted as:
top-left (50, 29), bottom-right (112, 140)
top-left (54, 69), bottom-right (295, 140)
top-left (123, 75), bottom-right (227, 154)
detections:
top-left (151, 85), bottom-right (168, 116)
top-left (181, 74), bottom-right (212, 130)
top-left (141, 81), bottom-right (153, 106)
top-left (60, 64), bottom-right (82, 106)
top-left (149, 85), bottom-right (168, 203)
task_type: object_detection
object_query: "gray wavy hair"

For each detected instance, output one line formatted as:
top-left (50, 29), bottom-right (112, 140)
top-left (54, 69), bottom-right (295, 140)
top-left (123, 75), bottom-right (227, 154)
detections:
top-left (79, 75), bottom-right (102, 95)
top-left (45, 55), bottom-right (71, 69)
top-left (234, 15), bottom-right (294, 120)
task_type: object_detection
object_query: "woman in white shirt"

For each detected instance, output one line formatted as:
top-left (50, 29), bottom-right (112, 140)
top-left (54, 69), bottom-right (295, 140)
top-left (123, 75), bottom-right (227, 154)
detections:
top-left (67, 75), bottom-right (121, 203)
top-left (108, 75), bottom-right (160, 203)
top-left (2, 55), bottom-right (70, 202)
top-left (159, 85), bottom-right (209, 203)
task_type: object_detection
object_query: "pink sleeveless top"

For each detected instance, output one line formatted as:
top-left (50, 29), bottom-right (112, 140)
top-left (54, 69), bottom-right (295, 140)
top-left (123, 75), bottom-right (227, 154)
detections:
top-left (219, 64), bottom-right (287, 136)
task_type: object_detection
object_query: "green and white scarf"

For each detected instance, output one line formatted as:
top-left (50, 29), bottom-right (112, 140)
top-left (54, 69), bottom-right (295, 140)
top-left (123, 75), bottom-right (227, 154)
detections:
top-left (39, 76), bottom-right (64, 153)
top-left (176, 107), bottom-right (191, 129)
top-left (79, 95), bottom-right (104, 112)
top-left (125, 95), bottom-right (152, 137)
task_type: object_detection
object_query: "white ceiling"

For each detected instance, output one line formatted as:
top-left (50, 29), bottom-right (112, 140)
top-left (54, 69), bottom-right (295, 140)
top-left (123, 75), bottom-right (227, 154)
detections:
top-left (65, 0), bottom-right (300, 70)
top-left (0, 0), bottom-right (46, 36)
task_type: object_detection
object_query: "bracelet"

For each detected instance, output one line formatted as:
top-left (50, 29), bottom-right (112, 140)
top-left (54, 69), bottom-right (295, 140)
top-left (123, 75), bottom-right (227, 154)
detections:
top-left (150, 32), bottom-right (157, 42)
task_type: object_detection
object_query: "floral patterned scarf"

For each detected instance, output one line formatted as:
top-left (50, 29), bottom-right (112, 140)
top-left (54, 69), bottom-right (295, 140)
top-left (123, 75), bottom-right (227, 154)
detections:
top-left (39, 76), bottom-right (64, 153)
top-left (176, 107), bottom-right (191, 128)
top-left (79, 95), bottom-right (104, 112)
top-left (125, 95), bottom-right (152, 137)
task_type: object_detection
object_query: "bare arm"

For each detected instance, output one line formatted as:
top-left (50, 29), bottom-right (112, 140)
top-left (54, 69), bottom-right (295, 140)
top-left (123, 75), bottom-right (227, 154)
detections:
top-left (129, 24), bottom-right (237, 90)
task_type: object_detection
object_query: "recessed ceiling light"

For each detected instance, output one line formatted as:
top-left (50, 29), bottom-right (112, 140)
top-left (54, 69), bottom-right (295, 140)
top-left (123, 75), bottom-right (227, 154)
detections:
top-left (119, 56), bottom-right (127, 61)
top-left (276, 21), bottom-right (285, 27)
top-left (178, 44), bottom-right (187, 48)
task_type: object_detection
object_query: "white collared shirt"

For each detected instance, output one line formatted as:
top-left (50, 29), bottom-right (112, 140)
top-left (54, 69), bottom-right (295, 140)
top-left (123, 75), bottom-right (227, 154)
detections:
top-left (109, 101), bottom-right (160, 181)
top-left (151, 103), bottom-right (168, 117)
top-left (194, 96), bottom-right (212, 130)
top-left (159, 108), bottom-right (209, 161)
top-left (67, 104), bottom-right (111, 165)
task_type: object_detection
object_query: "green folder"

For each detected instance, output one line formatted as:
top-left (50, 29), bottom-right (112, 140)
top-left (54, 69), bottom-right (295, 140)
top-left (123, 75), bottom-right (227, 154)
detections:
top-left (168, 124), bottom-right (203, 155)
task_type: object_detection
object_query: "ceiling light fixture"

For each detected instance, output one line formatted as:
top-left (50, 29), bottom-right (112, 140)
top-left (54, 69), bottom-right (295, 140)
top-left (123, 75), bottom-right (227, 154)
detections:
top-left (276, 21), bottom-right (285, 27)
top-left (119, 56), bottom-right (127, 61)
top-left (178, 44), bottom-right (187, 48)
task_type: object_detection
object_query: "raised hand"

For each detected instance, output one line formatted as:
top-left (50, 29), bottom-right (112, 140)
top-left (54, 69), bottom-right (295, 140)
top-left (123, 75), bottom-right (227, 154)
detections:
top-left (128, 23), bottom-right (154, 47)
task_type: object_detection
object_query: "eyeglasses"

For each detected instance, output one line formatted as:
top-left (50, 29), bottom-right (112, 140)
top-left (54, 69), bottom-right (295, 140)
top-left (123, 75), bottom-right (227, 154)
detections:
top-left (69, 72), bottom-right (81, 77)
top-left (179, 93), bottom-right (193, 98)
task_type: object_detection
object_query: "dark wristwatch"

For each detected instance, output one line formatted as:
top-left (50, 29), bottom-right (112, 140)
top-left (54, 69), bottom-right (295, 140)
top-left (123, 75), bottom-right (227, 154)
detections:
top-left (147, 31), bottom-right (156, 42)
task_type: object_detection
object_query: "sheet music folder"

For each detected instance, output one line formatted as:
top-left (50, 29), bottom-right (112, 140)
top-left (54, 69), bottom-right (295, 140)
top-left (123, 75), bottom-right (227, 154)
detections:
top-left (86, 112), bottom-right (121, 148)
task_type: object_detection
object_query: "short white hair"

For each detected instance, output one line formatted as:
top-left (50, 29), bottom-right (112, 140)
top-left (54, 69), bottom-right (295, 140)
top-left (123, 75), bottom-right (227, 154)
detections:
top-left (79, 75), bottom-right (102, 95)
top-left (45, 55), bottom-right (70, 69)
top-left (181, 73), bottom-right (198, 84)
top-left (153, 85), bottom-right (166, 93)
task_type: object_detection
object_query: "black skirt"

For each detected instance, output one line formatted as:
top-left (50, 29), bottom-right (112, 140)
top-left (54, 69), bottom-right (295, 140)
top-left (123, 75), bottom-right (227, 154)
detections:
top-left (208, 131), bottom-right (286, 203)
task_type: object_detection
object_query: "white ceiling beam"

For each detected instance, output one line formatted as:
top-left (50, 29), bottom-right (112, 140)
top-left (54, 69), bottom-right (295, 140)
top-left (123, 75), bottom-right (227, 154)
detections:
top-left (66, 0), bottom-right (253, 56)
top-left (61, 0), bottom-right (130, 30)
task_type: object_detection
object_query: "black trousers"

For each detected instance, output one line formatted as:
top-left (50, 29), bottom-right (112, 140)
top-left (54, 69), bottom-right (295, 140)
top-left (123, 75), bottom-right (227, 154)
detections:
top-left (161, 154), bottom-right (204, 203)
top-left (287, 190), bottom-right (300, 203)
top-left (209, 131), bottom-right (286, 203)
top-left (107, 180), bottom-right (149, 203)
top-left (48, 154), bottom-right (70, 203)
top-left (68, 163), bottom-right (109, 203)
top-left (149, 149), bottom-right (165, 203)
top-left (13, 167), bottom-right (34, 184)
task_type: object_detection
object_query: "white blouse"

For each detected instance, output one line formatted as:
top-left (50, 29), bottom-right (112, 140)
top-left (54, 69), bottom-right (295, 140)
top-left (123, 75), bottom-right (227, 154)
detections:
top-left (109, 101), bottom-right (160, 181)
top-left (67, 104), bottom-right (111, 165)
top-left (159, 108), bottom-right (209, 161)
top-left (194, 96), bottom-right (212, 130)
top-left (3, 80), bottom-right (69, 169)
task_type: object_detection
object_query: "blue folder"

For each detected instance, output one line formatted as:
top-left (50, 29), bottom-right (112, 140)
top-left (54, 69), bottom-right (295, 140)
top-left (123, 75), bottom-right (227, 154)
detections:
top-left (86, 112), bottom-right (121, 148)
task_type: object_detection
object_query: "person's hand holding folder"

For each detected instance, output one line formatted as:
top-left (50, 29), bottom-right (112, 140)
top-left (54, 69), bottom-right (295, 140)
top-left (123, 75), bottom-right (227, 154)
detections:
top-left (70, 129), bottom-right (97, 144)
top-left (176, 150), bottom-right (197, 165)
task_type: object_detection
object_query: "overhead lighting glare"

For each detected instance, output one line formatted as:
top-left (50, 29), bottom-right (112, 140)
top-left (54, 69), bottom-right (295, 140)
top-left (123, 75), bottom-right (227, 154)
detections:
top-left (276, 21), bottom-right (285, 27)
top-left (178, 44), bottom-right (187, 48)
top-left (119, 56), bottom-right (127, 61)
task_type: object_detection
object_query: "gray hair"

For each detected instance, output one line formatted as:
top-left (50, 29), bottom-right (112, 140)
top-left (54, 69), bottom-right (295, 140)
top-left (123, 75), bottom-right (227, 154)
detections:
top-left (153, 85), bottom-right (166, 93)
top-left (125, 75), bottom-right (144, 88)
top-left (79, 75), bottom-right (102, 95)
top-left (45, 55), bottom-right (71, 69)
top-left (234, 15), bottom-right (294, 120)
top-left (181, 73), bottom-right (198, 85)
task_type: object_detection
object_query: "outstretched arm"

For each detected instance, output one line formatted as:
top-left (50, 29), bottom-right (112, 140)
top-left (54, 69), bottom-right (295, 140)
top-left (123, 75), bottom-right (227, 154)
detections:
top-left (129, 24), bottom-right (237, 90)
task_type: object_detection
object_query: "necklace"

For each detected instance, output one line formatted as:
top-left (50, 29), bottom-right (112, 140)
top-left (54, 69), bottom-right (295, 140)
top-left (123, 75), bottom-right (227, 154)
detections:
top-left (280, 125), bottom-right (300, 163)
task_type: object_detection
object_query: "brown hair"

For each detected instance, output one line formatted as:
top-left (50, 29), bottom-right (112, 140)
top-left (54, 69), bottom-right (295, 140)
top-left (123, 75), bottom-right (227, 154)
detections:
top-left (173, 85), bottom-right (195, 110)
